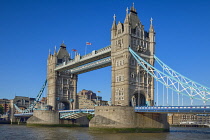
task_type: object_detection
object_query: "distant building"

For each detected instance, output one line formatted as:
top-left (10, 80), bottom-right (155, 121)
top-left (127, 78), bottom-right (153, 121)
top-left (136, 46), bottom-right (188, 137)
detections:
top-left (0, 98), bottom-right (10, 114)
top-left (34, 97), bottom-right (47, 110)
top-left (77, 89), bottom-right (108, 109)
top-left (168, 113), bottom-right (210, 125)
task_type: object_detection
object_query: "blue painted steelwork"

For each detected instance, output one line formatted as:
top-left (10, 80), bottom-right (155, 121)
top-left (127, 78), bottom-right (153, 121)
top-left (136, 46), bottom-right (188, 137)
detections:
top-left (135, 106), bottom-right (210, 113)
top-left (59, 109), bottom-right (95, 119)
top-left (14, 113), bottom-right (33, 117)
top-left (14, 80), bottom-right (47, 113)
top-left (129, 47), bottom-right (210, 103)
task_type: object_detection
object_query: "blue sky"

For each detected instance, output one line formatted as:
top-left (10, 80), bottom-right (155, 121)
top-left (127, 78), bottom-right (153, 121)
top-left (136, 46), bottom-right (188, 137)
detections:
top-left (0, 0), bottom-right (210, 105)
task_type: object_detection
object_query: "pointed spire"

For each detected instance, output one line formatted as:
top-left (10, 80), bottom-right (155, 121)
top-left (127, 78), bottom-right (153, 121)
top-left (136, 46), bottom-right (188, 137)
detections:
top-left (112, 14), bottom-right (117, 30)
top-left (150, 17), bottom-right (153, 26)
top-left (126, 7), bottom-right (129, 14)
top-left (54, 45), bottom-right (57, 55)
top-left (124, 7), bottom-right (130, 24)
top-left (49, 49), bottom-right (51, 55)
top-left (149, 17), bottom-right (155, 32)
top-left (113, 14), bottom-right (116, 21)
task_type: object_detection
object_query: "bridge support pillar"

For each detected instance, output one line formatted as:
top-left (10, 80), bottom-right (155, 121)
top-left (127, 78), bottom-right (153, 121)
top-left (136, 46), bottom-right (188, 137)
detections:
top-left (27, 110), bottom-right (59, 125)
top-left (89, 106), bottom-right (169, 132)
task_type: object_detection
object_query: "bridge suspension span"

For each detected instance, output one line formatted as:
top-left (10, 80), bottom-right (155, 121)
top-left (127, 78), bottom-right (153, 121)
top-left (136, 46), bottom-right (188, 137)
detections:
top-left (129, 47), bottom-right (210, 106)
top-left (14, 80), bottom-right (47, 113)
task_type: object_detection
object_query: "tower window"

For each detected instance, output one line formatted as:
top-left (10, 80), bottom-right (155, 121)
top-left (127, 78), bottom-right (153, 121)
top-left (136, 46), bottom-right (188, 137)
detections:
top-left (118, 29), bottom-right (121, 34)
top-left (131, 73), bottom-right (135, 78)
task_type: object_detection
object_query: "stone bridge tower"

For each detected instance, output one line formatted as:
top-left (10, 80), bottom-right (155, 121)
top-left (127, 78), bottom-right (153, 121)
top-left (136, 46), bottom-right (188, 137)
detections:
top-left (47, 43), bottom-right (78, 110)
top-left (111, 5), bottom-right (155, 106)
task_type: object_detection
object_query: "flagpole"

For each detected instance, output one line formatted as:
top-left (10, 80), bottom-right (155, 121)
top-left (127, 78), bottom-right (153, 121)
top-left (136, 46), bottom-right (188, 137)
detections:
top-left (85, 44), bottom-right (87, 55)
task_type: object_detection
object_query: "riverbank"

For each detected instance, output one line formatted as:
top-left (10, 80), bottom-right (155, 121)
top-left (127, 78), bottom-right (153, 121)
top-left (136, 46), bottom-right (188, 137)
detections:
top-left (171, 124), bottom-right (210, 128)
top-left (0, 120), bottom-right (10, 124)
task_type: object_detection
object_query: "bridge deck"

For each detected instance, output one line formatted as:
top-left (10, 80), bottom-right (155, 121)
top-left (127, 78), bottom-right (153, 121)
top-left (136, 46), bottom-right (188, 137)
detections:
top-left (135, 106), bottom-right (210, 113)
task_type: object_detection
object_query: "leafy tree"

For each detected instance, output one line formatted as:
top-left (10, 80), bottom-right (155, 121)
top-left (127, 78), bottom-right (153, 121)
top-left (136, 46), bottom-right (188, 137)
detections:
top-left (0, 105), bottom-right (4, 114)
top-left (87, 114), bottom-right (94, 120)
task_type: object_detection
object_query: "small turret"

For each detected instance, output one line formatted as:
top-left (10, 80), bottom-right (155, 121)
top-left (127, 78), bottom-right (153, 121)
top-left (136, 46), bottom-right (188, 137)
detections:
top-left (149, 17), bottom-right (155, 33)
top-left (111, 14), bottom-right (117, 39)
top-left (130, 3), bottom-right (137, 14)
top-left (149, 17), bottom-right (155, 55)
top-left (60, 42), bottom-right (66, 48)
top-left (54, 45), bottom-right (57, 56)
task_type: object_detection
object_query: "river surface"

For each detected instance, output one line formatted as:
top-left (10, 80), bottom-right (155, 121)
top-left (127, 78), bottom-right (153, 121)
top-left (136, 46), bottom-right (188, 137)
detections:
top-left (1, 125), bottom-right (210, 140)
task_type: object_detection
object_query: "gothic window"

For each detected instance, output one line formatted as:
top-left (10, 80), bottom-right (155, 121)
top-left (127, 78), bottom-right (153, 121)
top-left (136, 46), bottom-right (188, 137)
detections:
top-left (137, 39), bottom-right (139, 45)
top-left (63, 79), bottom-right (67, 84)
top-left (136, 29), bottom-right (139, 36)
top-left (131, 59), bottom-right (135, 65)
top-left (116, 90), bottom-right (119, 96)
top-left (119, 61), bottom-right (122, 66)
top-left (122, 39), bottom-right (123, 44)
top-left (116, 61), bottom-right (119, 66)
top-left (131, 73), bottom-right (135, 78)
top-left (118, 40), bottom-right (121, 45)
top-left (116, 76), bottom-right (119, 82)
top-left (133, 39), bottom-right (136, 45)
top-left (118, 29), bottom-right (121, 34)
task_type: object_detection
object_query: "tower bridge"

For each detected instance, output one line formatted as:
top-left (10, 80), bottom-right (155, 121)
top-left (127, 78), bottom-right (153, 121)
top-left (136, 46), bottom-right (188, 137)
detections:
top-left (14, 4), bottom-right (210, 131)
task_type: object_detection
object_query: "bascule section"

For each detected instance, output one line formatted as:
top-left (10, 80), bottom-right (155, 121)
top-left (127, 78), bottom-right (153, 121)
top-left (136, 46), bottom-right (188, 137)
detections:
top-left (111, 5), bottom-right (155, 107)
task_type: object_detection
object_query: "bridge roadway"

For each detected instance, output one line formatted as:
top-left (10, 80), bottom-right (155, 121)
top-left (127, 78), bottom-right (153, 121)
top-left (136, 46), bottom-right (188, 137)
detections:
top-left (54, 46), bottom-right (111, 73)
top-left (14, 106), bottom-right (210, 119)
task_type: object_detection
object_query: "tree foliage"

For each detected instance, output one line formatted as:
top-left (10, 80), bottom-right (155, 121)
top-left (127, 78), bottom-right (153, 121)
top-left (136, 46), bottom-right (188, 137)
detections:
top-left (87, 114), bottom-right (94, 120)
top-left (0, 105), bottom-right (4, 114)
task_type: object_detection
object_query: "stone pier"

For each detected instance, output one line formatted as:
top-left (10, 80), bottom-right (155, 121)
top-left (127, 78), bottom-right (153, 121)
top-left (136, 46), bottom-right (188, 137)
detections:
top-left (89, 106), bottom-right (169, 132)
top-left (27, 110), bottom-right (59, 125)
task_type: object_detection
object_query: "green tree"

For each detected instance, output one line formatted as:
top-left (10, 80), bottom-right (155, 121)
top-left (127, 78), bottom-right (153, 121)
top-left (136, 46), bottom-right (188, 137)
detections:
top-left (0, 104), bottom-right (4, 114)
top-left (87, 114), bottom-right (94, 121)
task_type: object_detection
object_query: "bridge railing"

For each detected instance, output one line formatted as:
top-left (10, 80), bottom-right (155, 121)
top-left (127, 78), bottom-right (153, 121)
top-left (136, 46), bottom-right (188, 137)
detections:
top-left (135, 106), bottom-right (210, 113)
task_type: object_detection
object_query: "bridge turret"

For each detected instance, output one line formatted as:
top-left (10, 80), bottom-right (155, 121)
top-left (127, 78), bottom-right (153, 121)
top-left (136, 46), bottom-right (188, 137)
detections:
top-left (57, 42), bottom-right (70, 64)
top-left (111, 3), bottom-right (155, 107)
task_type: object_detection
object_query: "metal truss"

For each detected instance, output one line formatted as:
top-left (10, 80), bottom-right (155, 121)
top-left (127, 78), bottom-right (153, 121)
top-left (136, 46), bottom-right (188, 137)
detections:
top-left (14, 79), bottom-right (47, 113)
top-left (129, 47), bottom-right (210, 104)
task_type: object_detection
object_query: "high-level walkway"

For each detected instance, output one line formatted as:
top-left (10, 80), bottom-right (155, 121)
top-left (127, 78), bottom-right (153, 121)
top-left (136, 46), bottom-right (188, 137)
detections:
top-left (55, 46), bottom-right (111, 73)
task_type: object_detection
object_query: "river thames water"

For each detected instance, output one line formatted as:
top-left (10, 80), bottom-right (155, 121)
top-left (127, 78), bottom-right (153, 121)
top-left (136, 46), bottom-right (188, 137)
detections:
top-left (1, 125), bottom-right (210, 140)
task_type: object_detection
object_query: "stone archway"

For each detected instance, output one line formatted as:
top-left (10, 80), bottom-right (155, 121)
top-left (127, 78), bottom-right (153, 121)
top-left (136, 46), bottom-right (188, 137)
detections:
top-left (131, 92), bottom-right (146, 107)
top-left (57, 101), bottom-right (70, 110)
